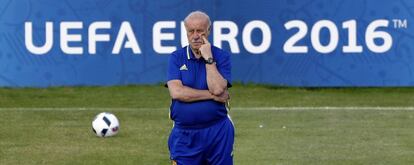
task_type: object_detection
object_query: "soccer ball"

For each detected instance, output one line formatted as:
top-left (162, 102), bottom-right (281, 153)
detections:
top-left (92, 112), bottom-right (120, 137)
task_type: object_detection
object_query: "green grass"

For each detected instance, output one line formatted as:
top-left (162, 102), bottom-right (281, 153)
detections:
top-left (1, 84), bottom-right (414, 164)
top-left (1, 84), bottom-right (414, 107)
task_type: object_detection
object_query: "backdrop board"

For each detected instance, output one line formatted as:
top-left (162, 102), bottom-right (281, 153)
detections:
top-left (0, 0), bottom-right (413, 87)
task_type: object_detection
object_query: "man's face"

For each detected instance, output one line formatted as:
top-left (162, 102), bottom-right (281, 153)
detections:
top-left (185, 18), bottom-right (210, 51)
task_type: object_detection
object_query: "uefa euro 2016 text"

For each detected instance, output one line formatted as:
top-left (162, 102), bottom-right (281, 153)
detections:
top-left (24, 19), bottom-right (405, 55)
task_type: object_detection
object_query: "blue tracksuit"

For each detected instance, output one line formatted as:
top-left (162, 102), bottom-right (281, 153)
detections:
top-left (167, 45), bottom-right (234, 165)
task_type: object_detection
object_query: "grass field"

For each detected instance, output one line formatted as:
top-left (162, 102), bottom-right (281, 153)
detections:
top-left (1, 84), bottom-right (414, 164)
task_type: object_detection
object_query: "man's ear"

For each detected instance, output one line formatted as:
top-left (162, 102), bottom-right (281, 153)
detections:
top-left (207, 26), bottom-right (211, 36)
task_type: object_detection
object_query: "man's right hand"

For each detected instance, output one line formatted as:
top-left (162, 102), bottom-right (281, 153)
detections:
top-left (212, 89), bottom-right (229, 103)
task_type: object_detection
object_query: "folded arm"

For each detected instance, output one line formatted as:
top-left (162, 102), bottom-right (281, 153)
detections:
top-left (167, 80), bottom-right (228, 103)
top-left (199, 36), bottom-right (228, 96)
top-left (206, 64), bottom-right (228, 96)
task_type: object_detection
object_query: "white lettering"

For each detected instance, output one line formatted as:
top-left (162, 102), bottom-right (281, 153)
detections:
top-left (89, 22), bottom-right (111, 54)
top-left (61, 22), bottom-right (83, 54)
top-left (153, 21), bottom-right (176, 54)
top-left (213, 21), bottom-right (240, 53)
top-left (311, 20), bottom-right (338, 54)
top-left (25, 22), bottom-right (53, 55)
top-left (112, 21), bottom-right (141, 54)
top-left (284, 20), bottom-right (308, 53)
top-left (366, 20), bottom-right (392, 53)
top-left (242, 20), bottom-right (271, 54)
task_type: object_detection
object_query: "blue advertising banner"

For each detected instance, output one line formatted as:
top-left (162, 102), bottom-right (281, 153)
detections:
top-left (0, 0), bottom-right (413, 87)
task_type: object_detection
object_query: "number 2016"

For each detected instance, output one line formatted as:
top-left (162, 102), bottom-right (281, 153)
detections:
top-left (283, 19), bottom-right (392, 54)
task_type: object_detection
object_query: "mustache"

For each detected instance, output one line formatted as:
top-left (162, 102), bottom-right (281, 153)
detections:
top-left (191, 40), bottom-right (203, 43)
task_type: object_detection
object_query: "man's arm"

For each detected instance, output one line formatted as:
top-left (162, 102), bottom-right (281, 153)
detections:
top-left (167, 80), bottom-right (229, 103)
top-left (205, 64), bottom-right (227, 95)
top-left (167, 80), bottom-right (213, 102)
top-left (200, 36), bottom-right (228, 95)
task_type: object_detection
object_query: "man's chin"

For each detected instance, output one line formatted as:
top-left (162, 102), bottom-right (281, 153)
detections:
top-left (190, 45), bottom-right (201, 50)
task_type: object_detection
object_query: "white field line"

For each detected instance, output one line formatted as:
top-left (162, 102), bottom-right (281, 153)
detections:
top-left (233, 107), bottom-right (414, 111)
top-left (1, 107), bottom-right (414, 111)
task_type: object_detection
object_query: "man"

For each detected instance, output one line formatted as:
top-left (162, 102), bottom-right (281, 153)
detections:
top-left (166, 11), bottom-right (234, 165)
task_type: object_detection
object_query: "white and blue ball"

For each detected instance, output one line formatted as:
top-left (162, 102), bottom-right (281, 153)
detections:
top-left (92, 112), bottom-right (120, 137)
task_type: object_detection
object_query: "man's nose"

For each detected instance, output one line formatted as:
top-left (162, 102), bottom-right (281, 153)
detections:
top-left (193, 33), bottom-right (201, 40)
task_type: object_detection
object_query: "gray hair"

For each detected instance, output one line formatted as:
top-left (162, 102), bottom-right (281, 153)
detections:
top-left (184, 11), bottom-right (211, 29)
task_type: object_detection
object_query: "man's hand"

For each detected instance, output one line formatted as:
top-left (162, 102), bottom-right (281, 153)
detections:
top-left (212, 89), bottom-right (229, 103)
top-left (199, 36), bottom-right (213, 60)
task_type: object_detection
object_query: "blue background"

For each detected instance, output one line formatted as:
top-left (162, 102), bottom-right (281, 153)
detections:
top-left (0, 0), bottom-right (414, 87)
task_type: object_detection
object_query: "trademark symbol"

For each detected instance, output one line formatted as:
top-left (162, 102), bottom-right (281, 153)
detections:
top-left (392, 19), bottom-right (408, 29)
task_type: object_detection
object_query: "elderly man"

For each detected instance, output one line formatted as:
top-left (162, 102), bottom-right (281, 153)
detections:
top-left (166, 11), bottom-right (234, 165)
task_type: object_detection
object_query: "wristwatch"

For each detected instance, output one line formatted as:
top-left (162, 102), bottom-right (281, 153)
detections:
top-left (205, 57), bottom-right (215, 64)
